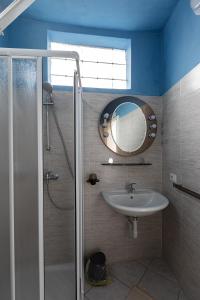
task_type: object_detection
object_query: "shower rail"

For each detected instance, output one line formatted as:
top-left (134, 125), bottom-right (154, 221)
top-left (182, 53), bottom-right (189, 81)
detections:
top-left (0, 48), bottom-right (82, 87)
top-left (173, 183), bottom-right (200, 200)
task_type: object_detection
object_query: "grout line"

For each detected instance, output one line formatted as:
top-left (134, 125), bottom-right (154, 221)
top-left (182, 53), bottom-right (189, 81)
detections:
top-left (125, 285), bottom-right (155, 300)
top-left (84, 276), bottom-right (93, 296)
top-left (109, 260), bottom-right (149, 290)
top-left (137, 258), bottom-right (154, 286)
top-left (84, 285), bottom-right (92, 296)
top-left (137, 266), bottom-right (148, 286)
top-left (177, 289), bottom-right (183, 300)
top-left (136, 286), bottom-right (155, 300)
top-left (147, 258), bottom-right (181, 285)
top-left (109, 273), bottom-right (131, 289)
top-left (125, 287), bottom-right (138, 300)
top-left (139, 258), bottom-right (154, 268)
top-left (148, 267), bottom-right (180, 285)
top-left (138, 258), bottom-right (182, 300)
top-left (84, 289), bottom-right (92, 296)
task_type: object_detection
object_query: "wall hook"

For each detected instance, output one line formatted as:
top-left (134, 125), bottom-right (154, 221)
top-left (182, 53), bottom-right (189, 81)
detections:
top-left (87, 173), bottom-right (100, 185)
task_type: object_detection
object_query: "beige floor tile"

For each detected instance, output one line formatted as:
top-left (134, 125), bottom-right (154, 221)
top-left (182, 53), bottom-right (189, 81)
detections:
top-left (139, 270), bottom-right (180, 300)
top-left (110, 261), bottom-right (146, 287)
top-left (127, 287), bottom-right (153, 300)
top-left (86, 278), bottom-right (129, 300)
top-left (179, 290), bottom-right (188, 300)
top-left (84, 277), bottom-right (92, 293)
top-left (137, 257), bottom-right (153, 268)
top-left (149, 258), bottom-right (177, 283)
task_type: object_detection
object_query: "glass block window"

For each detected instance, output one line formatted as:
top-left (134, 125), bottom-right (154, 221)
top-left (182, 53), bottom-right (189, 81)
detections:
top-left (49, 42), bottom-right (128, 89)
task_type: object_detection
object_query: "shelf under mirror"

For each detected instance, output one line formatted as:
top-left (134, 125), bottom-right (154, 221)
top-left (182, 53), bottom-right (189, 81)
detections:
top-left (101, 163), bottom-right (152, 166)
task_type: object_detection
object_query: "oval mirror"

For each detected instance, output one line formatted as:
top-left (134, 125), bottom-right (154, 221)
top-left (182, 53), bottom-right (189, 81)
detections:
top-left (111, 102), bottom-right (147, 152)
top-left (99, 96), bottom-right (157, 156)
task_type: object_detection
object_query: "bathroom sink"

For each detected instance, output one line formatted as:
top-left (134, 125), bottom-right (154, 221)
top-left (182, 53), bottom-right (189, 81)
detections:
top-left (101, 189), bottom-right (169, 217)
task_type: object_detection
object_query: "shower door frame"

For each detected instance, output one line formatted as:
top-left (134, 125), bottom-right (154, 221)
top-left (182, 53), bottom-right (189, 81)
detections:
top-left (0, 48), bottom-right (83, 300)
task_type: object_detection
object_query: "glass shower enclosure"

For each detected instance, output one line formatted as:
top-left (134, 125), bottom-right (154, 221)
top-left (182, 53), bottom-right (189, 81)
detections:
top-left (0, 49), bottom-right (83, 300)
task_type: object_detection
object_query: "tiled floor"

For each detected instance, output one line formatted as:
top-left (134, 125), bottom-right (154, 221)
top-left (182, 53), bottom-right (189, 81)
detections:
top-left (85, 258), bottom-right (188, 300)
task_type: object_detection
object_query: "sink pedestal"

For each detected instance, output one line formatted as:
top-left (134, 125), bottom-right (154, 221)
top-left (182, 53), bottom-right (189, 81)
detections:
top-left (128, 217), bottom-right (138, 239)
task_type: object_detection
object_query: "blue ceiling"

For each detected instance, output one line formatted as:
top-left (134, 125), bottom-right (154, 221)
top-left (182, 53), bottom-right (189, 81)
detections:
top-left (23, 0), bottom-right (179, 31)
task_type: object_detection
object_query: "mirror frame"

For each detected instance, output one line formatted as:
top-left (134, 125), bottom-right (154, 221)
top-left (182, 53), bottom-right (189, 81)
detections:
top-left (99, 96), bottom-right (157, 156)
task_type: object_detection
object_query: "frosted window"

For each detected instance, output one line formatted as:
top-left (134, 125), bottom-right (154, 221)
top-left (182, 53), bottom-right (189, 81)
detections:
top-left (51, 75), bottom-right (73, 86)
top-left (49, 42), bottom-right (128, 89)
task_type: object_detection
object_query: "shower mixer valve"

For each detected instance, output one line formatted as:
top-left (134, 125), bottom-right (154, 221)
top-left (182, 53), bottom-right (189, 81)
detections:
top-left (44, 171), bottom-right (59, 183)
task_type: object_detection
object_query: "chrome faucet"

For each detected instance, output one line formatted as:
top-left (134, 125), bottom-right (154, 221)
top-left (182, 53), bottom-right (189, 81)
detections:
top-left (127, 182), bottom-right (136, 193)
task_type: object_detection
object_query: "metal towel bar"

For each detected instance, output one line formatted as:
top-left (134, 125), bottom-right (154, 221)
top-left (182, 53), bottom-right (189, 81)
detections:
top-left (173, 183), bottom-right (200, 200)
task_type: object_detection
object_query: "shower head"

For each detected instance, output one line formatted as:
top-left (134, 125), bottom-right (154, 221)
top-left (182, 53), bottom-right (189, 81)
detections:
top-left (43, 82), bottom-right (53, 95)
top-left (43, 82), bottom-right (54, 105)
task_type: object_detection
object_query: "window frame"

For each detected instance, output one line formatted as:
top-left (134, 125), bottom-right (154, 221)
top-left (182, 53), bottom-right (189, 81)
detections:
top-left (47, 32), bottom-right (131, 91)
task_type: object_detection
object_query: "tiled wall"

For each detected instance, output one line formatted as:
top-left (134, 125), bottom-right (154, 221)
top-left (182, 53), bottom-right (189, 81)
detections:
top-left (162, 64), bottom-right (200, 300)
top-left (43, 68), bottom-right (200, 297)
top-left (83, 92), bottom-right (163, 263)
top-left (43, 92), bottom-right (75, 265)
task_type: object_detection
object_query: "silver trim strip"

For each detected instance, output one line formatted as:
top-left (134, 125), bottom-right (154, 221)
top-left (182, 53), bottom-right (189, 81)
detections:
top-left (37, 57), bottom-right (44, 300)
top-left (75, 72), bottom-right (84, 300)
top-left (8, 57), bottom-right (15, 300)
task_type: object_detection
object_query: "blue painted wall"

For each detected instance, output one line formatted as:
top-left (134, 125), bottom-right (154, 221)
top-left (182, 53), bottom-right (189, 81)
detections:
top-left (23, 0), bottom-right (178, 31)
top-left (163, 0), bottom-right (200, 92)
top-left (3, 0), bottom-right (200, 94)
top-left (7, 17), bottom-right (164, 96)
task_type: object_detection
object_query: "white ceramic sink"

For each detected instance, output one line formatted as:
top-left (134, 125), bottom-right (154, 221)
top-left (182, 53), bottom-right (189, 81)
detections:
top-left (101, 189), bottom-right (169, 217)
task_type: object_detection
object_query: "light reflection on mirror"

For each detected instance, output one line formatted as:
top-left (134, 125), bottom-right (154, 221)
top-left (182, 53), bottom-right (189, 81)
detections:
top-left (111, 102), bottom-right (147, 152)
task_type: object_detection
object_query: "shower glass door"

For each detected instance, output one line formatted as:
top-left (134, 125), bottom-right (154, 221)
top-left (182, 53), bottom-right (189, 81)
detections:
top-left (0, 52), bottom-right (82, 300)
top-left (0, 56), bottom-right (11, 300)
top-left (13, 58), bottom-right (43, 300)
top-left (43, 80), bottom-right (76, 300)
top-left (0, 56), bottom-right (43, 300)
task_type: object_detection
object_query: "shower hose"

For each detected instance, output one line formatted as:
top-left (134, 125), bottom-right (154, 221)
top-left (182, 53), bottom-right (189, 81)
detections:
top-left (46, 104), bottom-right (74, 211)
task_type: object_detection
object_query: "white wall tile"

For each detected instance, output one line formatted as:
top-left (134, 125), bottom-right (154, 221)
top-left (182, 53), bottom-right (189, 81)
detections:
top-left (83, 92), bottom-right (163, 263)
top-left (163, 65), bottom-right (200, 300)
